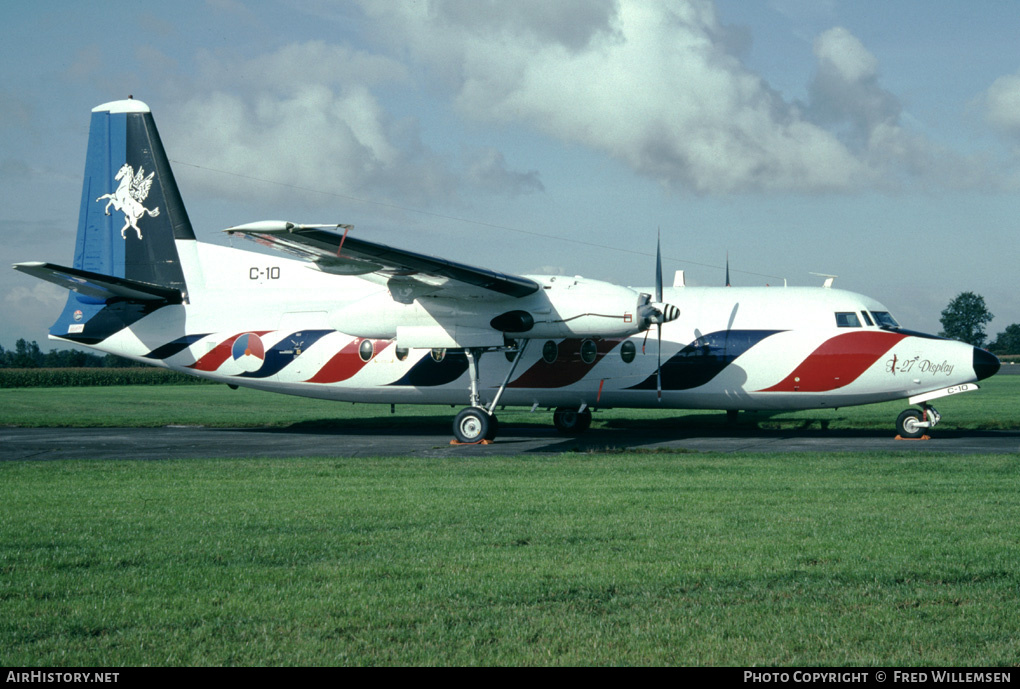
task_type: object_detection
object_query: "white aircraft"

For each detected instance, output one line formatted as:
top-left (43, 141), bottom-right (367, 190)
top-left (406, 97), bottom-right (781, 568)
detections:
top-left (14, 99), bottom-right (1001, 442)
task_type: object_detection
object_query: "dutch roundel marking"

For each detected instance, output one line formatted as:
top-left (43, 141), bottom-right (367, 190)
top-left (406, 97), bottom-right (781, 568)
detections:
top-left (187, 331), bottom-right (271, 372)
top-left (231, 333), bottom-right (266, 372)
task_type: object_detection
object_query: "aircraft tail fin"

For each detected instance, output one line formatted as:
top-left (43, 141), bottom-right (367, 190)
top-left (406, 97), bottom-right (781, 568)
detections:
top-left (18, 98), bottom-right (198, 342)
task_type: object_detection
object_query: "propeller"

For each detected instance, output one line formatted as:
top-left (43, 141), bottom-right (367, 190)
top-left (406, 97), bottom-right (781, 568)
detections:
top-left (655, 234), bottom-right (664, 400)
top-left (638, 231), bottom-right (680, 401)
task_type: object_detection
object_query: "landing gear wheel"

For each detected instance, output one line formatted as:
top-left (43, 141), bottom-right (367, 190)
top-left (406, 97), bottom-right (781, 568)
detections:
top-left (553, 406), bottom-right (592, 435)
top-left (896, 408), bottom-right (926, 439)
top-left (454, 407), bottom-right (493, 444)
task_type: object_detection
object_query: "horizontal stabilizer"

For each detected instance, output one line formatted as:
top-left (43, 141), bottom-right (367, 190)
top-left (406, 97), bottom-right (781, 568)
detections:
top-left (226, 222), bottom-right (540, 299)
top-left (13, 261), bottom-right (184, 303)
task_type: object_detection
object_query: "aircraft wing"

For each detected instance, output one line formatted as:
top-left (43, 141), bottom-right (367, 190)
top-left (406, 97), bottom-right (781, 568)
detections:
top-left (13, 262), bottom-right (185, 303)
top-left (225, 221), bottom-right (540, 300)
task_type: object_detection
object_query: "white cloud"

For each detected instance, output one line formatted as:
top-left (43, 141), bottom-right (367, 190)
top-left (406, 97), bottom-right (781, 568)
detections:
top-left (144, 2), bottom-right (1009, 202)
top-left (466, 148), bottom-right (544, 196)
top-left (356, 0), bottom-right (998, 194)
top-left (429, 0), bottom-right (620, 53)
top-left (984, 72), bottom-right (1020, 135)
top-left (805, 28), bottom-right (900, 150)
top-left (169, 85), bottom-right (452, 206)
top-left (4, 282), bottom-right (64, 309)
top-left (0, 282), bottom-right (66, 344)
top-left (194, 40), bottom-right (409, 93)
top-left (359, 0), bottom-right (875, 193)
top-left (812, 27), bottom-right (877, 84)
top-left (164, 40), bottom-right (543, 206)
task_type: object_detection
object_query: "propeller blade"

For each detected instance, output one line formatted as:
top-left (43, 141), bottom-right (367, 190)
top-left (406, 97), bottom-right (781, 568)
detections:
top-left (655, 229), bottom-right (663, 304)
top-left (656, 322), bottom-right (662, 402)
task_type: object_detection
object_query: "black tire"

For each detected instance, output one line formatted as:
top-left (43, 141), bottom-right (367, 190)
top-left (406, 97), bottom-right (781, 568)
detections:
top-left (896, 408), bottom-right (925, 439)
top-left (485, 414), bottom-right (499, 441)
top-left (553, 406), bottom-right (592, 435)
top-left (453, 407), bottom-right (492, 443)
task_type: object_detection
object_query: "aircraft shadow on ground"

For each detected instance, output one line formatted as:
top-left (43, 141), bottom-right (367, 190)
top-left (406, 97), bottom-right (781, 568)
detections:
top-left (256, 411), bottom-right (928, 452)
top-left (274, 411), bottom-right (838, 435)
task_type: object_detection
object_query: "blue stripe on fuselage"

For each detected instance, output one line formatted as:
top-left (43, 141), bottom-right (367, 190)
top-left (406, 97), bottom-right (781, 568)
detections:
top-left (387, 351), bottom-right (469, 387)
top-left (237, 330), bottom-right (332, 378)
top-left (628, 329), bottom-right (783, 391)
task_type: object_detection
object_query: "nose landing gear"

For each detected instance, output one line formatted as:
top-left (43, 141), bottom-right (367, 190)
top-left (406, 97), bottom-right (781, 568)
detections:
top-left (896, 404), bottom-right (941, 439)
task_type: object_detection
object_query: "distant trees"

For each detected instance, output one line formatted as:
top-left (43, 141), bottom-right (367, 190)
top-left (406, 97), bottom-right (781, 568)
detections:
top-left (939, 292), bottom-right (994, 347)
top-left (989, 324), bottom-right (1020, 355)
top-left (1, 339), bottom-right (43, 368)
top-left (0, 340), bottom-right (143, 368)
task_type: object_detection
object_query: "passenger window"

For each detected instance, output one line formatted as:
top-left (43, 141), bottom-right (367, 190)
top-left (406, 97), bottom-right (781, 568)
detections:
top-left (861, 311), bottom-right (874, 326)
top-left (835, 312), bottom-right (861, 328)
top-left (620, 340), bottom-right (636, 363)
top-left (542, 340), bottom-right (558, 364)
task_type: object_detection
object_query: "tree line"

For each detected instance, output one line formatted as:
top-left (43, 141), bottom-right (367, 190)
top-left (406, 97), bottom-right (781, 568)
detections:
top-left (939, 291), bottom-right (1018, 354)
top-left (0, 339), bottom-right (145, 369)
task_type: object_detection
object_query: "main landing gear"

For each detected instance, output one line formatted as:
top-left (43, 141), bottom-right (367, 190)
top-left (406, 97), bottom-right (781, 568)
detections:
top-left (553, 406), bottom-right (592, 435)
top-left (896, 404), bottom-right (941, 439)
top-left (453, 407), bottom-right (498, 443)
top-left (451, 343), bottom-right (528, 444)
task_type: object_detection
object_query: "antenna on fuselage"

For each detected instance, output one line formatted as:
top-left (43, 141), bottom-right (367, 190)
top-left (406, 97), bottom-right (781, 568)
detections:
top-left (810, 272), bottom-right (838, 288)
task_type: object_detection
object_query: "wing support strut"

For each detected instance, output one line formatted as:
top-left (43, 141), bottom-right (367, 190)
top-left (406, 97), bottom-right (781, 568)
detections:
top-left (487, 340), bottom-right (529, 415)
top-left (462, 340), bottom-right (530, 414)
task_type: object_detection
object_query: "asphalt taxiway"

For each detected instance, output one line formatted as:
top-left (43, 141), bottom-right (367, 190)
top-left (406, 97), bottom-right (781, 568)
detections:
top-left (2, 425), bottom-right (1018, 461)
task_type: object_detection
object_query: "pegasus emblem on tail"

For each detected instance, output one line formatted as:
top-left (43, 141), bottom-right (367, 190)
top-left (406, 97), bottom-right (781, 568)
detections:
top-left (96, 163), bottom-right (161, 239)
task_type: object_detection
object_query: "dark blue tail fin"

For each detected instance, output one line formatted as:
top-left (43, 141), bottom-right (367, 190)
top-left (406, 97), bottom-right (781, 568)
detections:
top-left (14, 99), bottom-right (197, 343)
top-left (76, 98), bottom-right (195, 286)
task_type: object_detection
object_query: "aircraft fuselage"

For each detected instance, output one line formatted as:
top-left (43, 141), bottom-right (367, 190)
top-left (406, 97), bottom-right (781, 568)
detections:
top-left (77, 241), bottom-right (991, 415)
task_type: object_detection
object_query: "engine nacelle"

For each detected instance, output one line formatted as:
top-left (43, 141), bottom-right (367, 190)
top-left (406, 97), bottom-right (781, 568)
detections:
top-left (330, 275), bottom-right (679, 348)
top-left (509, 275), bottom-right (679, 339)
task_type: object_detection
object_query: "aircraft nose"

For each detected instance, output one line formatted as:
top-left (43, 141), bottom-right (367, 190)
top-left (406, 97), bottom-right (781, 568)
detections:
top-left (973, 347), bottom-right (1001, 381)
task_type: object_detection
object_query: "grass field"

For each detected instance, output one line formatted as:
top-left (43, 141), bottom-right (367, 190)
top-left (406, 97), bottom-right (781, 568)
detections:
top-left (1, 374), bottom-right (1018, 431)
top-left (1, 379), bottom-right (1017, 666)
top-left (1, 453), bottom-right (1018, 666)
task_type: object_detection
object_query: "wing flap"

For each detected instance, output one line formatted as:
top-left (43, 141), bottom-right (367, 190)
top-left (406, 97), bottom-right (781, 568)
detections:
top-left (225, 222), bottom-right (540, 299)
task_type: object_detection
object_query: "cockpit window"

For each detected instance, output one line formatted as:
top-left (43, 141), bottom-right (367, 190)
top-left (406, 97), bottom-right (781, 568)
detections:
top-left (861, 311), bottom-right (874, 326)
top-left (870, 311), bottom-right (900, 329)
top-left (835, 312), bottom-right (861, 328)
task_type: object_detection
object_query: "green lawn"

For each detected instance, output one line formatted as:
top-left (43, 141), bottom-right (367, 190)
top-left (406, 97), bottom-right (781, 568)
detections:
top-left (1, 374), bottom-right (1017, 431)
top-left (1, 453), bottom-right (1018, 666)
top-left (2, 376), bottom-right (1017, 665)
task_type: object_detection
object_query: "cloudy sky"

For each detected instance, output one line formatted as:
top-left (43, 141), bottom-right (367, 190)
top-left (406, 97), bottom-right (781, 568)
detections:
top-left (2, 0), bottom-right (1018, 347)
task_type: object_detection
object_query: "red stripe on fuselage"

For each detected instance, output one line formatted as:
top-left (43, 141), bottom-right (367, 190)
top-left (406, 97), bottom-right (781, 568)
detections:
top-left (509, 338), bottom-right (622, 388)
top-left (306, 339), bottom-right (391, 383)
top-left (759, 331), bottom-right (908, 392)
